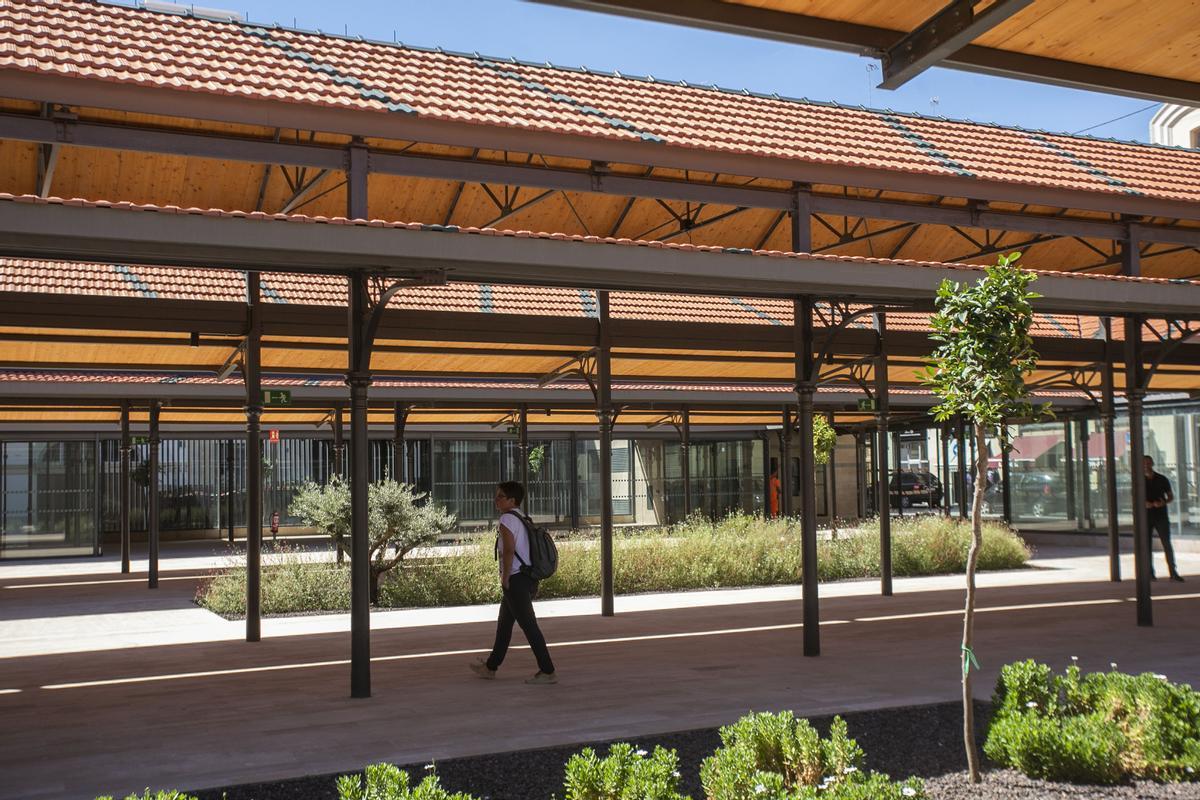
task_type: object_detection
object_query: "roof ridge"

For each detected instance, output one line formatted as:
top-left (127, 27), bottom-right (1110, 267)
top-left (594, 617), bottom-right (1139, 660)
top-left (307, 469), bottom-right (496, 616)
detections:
top-left (81, 0), bottom-right (1195, 157)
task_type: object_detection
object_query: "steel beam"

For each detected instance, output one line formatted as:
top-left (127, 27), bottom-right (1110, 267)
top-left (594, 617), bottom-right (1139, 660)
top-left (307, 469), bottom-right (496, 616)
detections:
top-left (956, 416), bottom-right (969, 519)
top-left (394, 402), bottom-right (409, 483)
top-left (532, 0), bottom-right (1200, 105)
top-left (4, 198), bottom-right (1198, 316)
top-left (1125, 315), bottom-right (1152, 626)
top-left (244, 272), bottom-right (263, 643)
top-left (880, 0), bottom-right (1036, 90)
top-left (1001, 423), bottom-right (1013, 523)
top-left (7, 111), bottom-right (1200, 233)
top-left (518, 404), bottom-right (529, 491)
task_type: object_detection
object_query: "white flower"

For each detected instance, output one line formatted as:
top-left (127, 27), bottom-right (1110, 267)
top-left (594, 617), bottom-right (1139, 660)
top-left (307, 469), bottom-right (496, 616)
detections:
top-left (842, 766), bottom-right (858, 774)
top-left (1110, 662), bottom-right (1118, 670)
top-left (635, 748), bottom-right (648, 757)
top-left (1187, 766), bottom-right (1195, 774)
top-left (902, 788), bottom-right (918, 797)
top-left (1154, 674), bottom-right (1168, 681)
top-left (1026, 701), bottom-right (1038, 708)
top-left (672, 770), bottom-right (681, 778)
top-left (423, 762), bottom-right (435, 771)
top-left (1071, 656), bottom-right (1079, 662)
top-left (754, 783), bottom-right (767, 795)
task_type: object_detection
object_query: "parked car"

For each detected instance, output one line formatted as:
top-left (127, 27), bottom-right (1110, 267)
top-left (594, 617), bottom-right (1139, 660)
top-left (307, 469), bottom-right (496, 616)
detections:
top-left (889, 471), bottom-right (943, 508)
top-left (1010, 471), bottom-right (1066, 518)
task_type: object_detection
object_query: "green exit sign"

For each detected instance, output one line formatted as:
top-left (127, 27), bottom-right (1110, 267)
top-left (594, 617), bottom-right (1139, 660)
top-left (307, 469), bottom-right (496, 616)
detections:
top-left (262, 390), bottom-right (292, 407)
top-left (857, 398), bottom-right (876, 412)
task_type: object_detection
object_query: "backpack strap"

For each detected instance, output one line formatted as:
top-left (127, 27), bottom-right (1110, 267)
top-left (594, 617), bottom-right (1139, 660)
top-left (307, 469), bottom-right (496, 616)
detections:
top-left (499, 511), bottom-right (533, 567)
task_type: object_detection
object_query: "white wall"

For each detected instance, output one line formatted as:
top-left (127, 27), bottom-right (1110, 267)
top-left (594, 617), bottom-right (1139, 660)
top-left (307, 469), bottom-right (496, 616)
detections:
top-left (1150, 104), bottom-right (1200, 148)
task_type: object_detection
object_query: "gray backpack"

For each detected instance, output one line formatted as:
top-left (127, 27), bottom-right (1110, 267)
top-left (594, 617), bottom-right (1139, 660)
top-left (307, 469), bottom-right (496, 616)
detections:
top-left (507, 511), bottom-right (559, 581)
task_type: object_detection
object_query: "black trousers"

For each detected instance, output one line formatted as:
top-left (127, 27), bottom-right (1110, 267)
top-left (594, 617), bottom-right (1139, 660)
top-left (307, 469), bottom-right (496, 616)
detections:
top-left (1147, 514), bottom-right (1179, 578)
top-left (486, 572), bottom-right (555, 674)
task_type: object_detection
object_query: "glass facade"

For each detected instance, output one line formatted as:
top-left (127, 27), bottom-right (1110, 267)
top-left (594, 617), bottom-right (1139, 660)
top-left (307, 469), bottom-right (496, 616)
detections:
top-left (5, 404), bottom-right (1200, 559)
top-left (2, 440), bottom-right (98, 558)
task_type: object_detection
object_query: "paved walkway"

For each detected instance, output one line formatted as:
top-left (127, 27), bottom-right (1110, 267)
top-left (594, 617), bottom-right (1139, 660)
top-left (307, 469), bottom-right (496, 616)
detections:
top-left (1, 544), bottom-right (1198, 799)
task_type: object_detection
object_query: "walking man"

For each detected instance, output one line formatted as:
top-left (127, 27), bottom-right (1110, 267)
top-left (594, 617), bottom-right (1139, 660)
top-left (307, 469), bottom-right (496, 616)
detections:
top-left (1144, 456), bottom-right (1184, 582)
top-left (470, 481), bottom-right (558, 683)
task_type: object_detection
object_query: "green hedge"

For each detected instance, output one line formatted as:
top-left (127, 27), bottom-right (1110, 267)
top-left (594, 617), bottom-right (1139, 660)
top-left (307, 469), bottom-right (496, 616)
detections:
top-left (985, 659), bottom-right (1200, 784)
top-left (197, 514), bottom-right (1030, 617)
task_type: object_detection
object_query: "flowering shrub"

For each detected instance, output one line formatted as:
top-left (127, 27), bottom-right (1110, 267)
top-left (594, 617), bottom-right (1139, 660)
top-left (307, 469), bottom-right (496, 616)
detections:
top-left (699, 712), bottom-right (925, 800)
top-left (336, 763), bottom-right (479, 800)
top-left (985, 659), bottom-right (1200, 783)
top-left (95, 793), bottom-right (196, 800)
top-left (563, 742), bottom-right (689, 800)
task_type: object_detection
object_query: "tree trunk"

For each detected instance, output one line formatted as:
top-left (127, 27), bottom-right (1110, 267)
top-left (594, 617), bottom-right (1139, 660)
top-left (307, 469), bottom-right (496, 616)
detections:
top-left (337, 537), bottom-right (345, 565)
top-left (962, 422), bottom-right (988, 783)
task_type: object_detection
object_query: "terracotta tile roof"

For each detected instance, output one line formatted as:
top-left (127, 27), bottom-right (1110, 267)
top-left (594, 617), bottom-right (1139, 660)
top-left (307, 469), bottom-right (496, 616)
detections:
top-left (3, 0), bottom-right (1200, 205)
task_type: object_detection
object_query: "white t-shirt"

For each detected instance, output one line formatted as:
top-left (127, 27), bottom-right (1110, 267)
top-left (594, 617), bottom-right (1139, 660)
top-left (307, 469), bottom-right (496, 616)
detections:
top-left (498, 511), bottom-right (531, 578)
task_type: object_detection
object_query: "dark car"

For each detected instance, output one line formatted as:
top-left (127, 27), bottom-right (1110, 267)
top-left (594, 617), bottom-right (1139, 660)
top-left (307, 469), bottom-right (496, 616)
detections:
top-left (1010, 471), bottom-right (1066, 518)
top-left (889, 471), bottom-right (943, 508)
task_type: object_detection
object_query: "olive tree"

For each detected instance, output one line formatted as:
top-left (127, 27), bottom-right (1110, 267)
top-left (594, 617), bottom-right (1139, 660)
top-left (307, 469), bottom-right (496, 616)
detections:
top-left (290, 478), bottom-right (456, 603)
top-left (920, 252), bottom-right (1049, 782)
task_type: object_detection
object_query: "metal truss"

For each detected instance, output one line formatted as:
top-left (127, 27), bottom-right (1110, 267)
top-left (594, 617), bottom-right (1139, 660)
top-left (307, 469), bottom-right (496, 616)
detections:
top-left (1026, 363), bottom-right (1105, 407)
top-left (538, 347), bottom-right (599, 397)
top-left (1139, 318), bottom-right (1200, 388)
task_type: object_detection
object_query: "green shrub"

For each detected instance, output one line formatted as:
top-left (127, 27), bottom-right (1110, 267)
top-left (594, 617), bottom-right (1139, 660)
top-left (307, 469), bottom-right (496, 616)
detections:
top-left (198, 513), bottom-right (1030, 615)
top-left (195, 543), bottom-right (350, 617)
top-left (700, 712), bottom-right (924, 800)
top-left (95, 792), bottom-right (196, 800)
top-left (336, 763), bottom-right (480, 800)
top-left (985, 659), bottom-right (1200, 783)
top-left (563, 742), bottom-right (689, 800)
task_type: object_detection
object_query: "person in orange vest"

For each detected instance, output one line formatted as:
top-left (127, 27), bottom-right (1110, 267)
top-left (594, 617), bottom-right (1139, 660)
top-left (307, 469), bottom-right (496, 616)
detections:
top-left (769, 458), bottom-right (781, 518)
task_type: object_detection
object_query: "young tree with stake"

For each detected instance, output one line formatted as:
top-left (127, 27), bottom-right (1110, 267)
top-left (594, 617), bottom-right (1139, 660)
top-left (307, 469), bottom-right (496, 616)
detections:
top-left (920, 252), bottom-right (1049, 783)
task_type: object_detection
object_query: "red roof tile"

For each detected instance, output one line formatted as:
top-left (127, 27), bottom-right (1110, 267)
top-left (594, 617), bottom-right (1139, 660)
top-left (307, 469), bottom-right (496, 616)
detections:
top-left (2, 0), bottom-right (1200, 206)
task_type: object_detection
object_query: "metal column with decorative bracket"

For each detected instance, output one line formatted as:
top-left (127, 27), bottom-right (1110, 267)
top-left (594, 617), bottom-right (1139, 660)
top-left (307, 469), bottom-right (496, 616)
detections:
top-left (244, 270), bottom-right (263, 643)
top-left (874, 312), bottom-right (892, 596)
top-left (794, 296), bottom-right (819, 656)
top-left (597, 290), bottom-right (615, 617)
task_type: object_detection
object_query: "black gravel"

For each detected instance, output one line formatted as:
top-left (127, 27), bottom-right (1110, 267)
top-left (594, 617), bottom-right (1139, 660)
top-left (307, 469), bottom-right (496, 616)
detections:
top-left (191, 702), bottom-right (1199, 800)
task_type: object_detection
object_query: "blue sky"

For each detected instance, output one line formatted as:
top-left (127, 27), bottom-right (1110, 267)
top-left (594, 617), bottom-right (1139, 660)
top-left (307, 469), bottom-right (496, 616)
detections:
top-left (229, 0), bottom-right (1159, 143)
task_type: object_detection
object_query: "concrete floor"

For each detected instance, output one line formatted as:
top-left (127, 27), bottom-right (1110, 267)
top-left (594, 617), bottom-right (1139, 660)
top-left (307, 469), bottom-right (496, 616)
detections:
top-left (1, 544), bottom-right (1198, 800)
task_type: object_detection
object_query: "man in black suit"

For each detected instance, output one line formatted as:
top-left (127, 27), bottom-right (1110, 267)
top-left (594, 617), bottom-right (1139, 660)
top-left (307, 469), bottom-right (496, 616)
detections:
top-left (1144, 456), bottom-right (1183, 582)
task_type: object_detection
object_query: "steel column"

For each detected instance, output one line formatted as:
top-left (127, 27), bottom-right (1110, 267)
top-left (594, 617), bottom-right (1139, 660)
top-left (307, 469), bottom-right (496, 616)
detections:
top-left (569, 431), bottom-right (580, 530)
top-left (348, 272), bottom-right (373, 696)
top-left (940, 423), bottom-right (951, 516)
top-left (956, 416), bottom-right (969, 519)
top-left (1078, 418), bottom-right (1094, 529)
top-left (875, 312), bottom-right (892, 596)
top-left (1102, 317), bottom-right (1121, 581)
top-left (1001, 425), bottom-right (1013, 523)
top-left (761, 431), bottom-right (772, 520)
top-left (119, 401), bottom-right (131, 574)
top-left (827, 413), bottom-right (837, 523)
top-left (518, 404), bottom-right (529, 490)
top-left (795, 296), bottom-right (819, 656)
top-left (147, 400), bottom-right (160, 589)
top-left (597, 290), bottom-right (615, 617)
top-left (393, 403), bottom-right (409, 483)
top-left (225, 438), bottom-right (235, 542)
top-left (1125, 315), bottom-right (1152, 626)
top-left (1064, 420), bottom-right (1077, 520)
top-left (332, 407), bottom-right (345, 477)
top-left (680, 405), bottom-right (692, 518)
top-left (780, 407), bottom-right (793, 517)
top-left (244, 271), bottom-right (263, 643)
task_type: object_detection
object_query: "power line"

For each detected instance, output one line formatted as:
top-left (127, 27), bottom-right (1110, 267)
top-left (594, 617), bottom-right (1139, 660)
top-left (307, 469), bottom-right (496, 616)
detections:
top-left (1072, 103), bottom-right (1159, 135)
